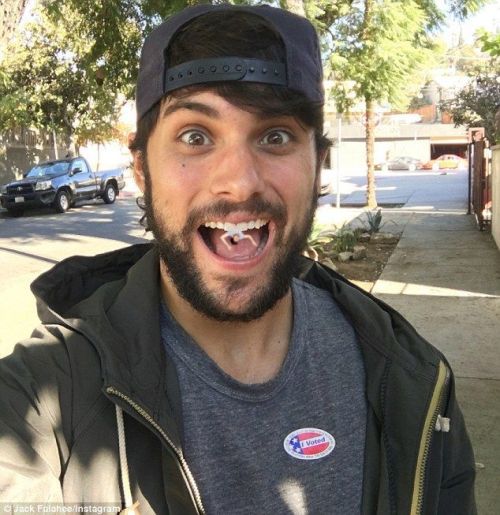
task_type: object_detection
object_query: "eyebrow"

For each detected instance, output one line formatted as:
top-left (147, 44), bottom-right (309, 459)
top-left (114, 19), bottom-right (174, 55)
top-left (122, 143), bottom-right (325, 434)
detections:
top-left (162, 101), bottom-right (220, 119)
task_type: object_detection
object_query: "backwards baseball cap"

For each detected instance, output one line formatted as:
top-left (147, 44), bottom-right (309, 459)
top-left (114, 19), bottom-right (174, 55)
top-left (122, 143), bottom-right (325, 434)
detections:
top-left (136, 4), bottom-right (323, 121)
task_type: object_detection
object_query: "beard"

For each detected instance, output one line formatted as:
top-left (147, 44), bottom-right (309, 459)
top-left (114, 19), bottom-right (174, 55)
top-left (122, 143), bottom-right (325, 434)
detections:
top-left (143, 163), bottom-right (317, 322)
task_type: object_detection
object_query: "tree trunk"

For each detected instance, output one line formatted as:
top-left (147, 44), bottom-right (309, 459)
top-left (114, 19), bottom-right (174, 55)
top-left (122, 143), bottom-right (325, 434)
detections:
top-left (365, 98), bottom-right (377, 209)
top-left (281, 0), bottom-right (306, 16)
top-left (361, 0), bottom-right (377, 208)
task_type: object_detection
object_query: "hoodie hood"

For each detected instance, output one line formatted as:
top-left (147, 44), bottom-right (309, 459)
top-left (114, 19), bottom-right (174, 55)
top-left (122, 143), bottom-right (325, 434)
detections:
top-left (31, 243), bottom-right (154, 323)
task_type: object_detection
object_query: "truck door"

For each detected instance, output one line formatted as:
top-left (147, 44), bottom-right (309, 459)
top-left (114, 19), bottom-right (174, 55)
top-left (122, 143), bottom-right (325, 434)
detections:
top-left (70, 158), bottom-right (94, 198)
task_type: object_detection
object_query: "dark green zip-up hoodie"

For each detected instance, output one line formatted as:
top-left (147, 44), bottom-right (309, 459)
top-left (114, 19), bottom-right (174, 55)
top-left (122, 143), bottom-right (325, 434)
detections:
top-left (0, 243), bottom-right (476, 514)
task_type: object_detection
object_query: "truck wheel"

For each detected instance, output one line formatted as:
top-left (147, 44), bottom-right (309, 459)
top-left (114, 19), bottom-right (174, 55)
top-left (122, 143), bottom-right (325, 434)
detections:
top-left (103, 183), bottom-right (117, 204)
top-left (54, 190), bottom-right (71, 213)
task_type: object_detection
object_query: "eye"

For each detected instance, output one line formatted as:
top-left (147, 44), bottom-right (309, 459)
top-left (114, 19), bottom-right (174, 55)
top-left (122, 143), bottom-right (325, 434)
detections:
top-left (260, 129), bottom-right (292, 146)
top-left (179, 129), bottom-right (212, 146)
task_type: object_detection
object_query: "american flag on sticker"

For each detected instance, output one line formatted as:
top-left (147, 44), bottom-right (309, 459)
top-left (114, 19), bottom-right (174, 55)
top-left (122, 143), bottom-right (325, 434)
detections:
top-left (284, 428), bottom-right (336, 460)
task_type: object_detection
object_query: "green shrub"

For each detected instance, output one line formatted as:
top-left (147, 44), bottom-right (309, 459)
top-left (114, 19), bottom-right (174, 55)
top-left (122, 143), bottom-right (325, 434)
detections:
top-left (365, 209), bottom-right (384, 233)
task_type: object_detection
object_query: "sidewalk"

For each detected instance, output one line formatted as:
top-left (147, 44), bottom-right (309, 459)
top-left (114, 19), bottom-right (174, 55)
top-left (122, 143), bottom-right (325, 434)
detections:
top-left (372, 209), bottom-right (500, 514)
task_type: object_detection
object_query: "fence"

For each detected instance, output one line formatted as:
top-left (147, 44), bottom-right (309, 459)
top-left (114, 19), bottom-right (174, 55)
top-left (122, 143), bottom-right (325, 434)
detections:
top-left (0, 128), bottom-right (67, 184)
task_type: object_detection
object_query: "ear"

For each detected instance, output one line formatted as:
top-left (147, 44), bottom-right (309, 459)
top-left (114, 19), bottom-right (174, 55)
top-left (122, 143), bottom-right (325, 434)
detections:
top-left (128, 132), bottom-right (146, 194)
top-left (318, 147), bottom-right (329, 169)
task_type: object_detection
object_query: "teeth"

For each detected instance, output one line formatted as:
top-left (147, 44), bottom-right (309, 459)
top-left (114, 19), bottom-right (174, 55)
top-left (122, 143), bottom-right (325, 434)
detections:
top-left (204, 219), bottom-right (268, 232)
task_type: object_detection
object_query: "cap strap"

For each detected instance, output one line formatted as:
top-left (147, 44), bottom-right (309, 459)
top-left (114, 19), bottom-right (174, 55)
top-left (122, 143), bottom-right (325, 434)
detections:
top-left (164, 57), bottom-right (286, 93)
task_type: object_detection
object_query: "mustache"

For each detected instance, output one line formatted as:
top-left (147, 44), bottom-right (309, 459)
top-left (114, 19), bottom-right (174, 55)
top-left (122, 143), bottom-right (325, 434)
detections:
top-left (184, 195), bottom-right (287, 233)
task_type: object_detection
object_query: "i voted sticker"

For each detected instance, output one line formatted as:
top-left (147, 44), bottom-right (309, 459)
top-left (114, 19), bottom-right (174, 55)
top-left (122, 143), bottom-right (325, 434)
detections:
top-left (284, 428), bottom-right (335, 460)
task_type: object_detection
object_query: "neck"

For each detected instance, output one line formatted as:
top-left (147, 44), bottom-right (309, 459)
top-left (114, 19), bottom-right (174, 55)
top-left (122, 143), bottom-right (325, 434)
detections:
top-left (160, 266), bottom-right (294, 384)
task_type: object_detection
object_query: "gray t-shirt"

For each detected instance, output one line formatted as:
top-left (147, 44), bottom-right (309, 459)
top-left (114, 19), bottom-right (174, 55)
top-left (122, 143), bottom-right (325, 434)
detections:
top-left (161, 279), bottom-right (366, 515)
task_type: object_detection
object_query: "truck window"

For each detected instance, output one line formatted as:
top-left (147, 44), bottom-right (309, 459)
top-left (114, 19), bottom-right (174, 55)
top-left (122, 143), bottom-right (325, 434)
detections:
top-left (71, 159), bottom-right (88, 174)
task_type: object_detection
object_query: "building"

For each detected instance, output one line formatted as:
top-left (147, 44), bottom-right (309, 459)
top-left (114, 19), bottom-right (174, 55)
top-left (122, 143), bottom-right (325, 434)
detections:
top-left (326, 116), bottom-right (468, 172)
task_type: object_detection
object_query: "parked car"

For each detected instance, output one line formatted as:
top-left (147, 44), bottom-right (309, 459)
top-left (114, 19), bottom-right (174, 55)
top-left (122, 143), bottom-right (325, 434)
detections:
top-left (0, 157), bottom-right (125, 216)
top-left (421, 154), bottom-right (467, 170)
top-left (374, 156), bottom-right (423, 171)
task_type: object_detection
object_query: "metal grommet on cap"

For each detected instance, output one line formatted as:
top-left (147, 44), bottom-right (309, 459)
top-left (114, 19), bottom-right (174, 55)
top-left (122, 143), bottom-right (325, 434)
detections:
top-left (249, 66), bottom-right (255, 72)
top-left (235, 64), bottom-right (242, 71)
top-left (210, 65), bottom-right (216, 72)
top-left (262, 67), bottom-right (267, 74)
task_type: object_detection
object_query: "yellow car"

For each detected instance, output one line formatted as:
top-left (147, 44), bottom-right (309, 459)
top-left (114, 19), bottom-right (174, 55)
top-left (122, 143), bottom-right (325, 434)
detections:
top-left (422, 154), bottom-right (467, 170)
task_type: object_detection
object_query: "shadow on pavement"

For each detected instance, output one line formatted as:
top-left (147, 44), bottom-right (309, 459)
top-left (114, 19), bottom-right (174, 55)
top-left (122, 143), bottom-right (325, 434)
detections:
top-left (0, 197), bottom-right (147, 246)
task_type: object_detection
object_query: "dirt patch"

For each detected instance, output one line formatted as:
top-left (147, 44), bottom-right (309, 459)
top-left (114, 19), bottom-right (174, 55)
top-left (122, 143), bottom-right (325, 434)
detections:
top-left (334, 237), bottom-right (400, 285)
top-left (311, 234), bottom-right (401, 292)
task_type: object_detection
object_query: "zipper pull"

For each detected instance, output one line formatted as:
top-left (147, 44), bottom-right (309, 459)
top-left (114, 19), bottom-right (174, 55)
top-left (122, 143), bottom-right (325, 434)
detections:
top-left (435, 414), bottom-right (450, 432)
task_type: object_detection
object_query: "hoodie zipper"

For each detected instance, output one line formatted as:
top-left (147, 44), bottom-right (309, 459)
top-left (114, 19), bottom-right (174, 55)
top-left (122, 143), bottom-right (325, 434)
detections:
top-left (106, 386), bottom-right (206, 515)
top-left (409, 360), bottom-right (450, 515)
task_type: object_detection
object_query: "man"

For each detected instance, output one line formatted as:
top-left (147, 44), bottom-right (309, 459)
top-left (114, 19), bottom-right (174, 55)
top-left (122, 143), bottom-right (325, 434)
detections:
top-left (0, 4), bottom-right (476, 514)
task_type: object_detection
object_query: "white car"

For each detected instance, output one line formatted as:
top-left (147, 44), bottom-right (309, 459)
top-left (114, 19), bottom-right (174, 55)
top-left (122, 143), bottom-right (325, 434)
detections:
top-left (375, 156), bottom-right (423, 172)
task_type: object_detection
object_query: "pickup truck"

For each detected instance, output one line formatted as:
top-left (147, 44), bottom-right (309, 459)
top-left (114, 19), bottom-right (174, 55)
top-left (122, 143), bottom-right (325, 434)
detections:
top-left (0, 157), bottom-right (126, 215)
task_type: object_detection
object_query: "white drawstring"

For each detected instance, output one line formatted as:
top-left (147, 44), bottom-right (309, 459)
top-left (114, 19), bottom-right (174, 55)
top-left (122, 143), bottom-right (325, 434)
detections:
top-left (115, 405), bottom-right (140, 513)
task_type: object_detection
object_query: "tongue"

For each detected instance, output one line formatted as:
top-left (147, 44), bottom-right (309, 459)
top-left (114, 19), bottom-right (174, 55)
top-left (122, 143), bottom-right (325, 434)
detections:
top-left (210, 228), bottom-right (262, 260)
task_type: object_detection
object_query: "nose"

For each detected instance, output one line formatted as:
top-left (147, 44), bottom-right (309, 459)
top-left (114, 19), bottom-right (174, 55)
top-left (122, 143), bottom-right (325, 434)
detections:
top-left (208, 144), bottom-right (266, 202)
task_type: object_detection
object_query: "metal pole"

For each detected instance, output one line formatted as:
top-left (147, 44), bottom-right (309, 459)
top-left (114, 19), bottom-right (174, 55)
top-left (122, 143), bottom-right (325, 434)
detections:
top-left (336, 115), bottom-right (341, 209)
top-left (52, 128), bottom-right (58, 159)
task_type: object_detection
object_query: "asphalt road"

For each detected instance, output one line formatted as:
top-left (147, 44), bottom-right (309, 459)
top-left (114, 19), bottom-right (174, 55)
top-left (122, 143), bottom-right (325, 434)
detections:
top-left (319, 166), bottom-right (469, 209)
top-left (0, 195), bottom-right (151, 356)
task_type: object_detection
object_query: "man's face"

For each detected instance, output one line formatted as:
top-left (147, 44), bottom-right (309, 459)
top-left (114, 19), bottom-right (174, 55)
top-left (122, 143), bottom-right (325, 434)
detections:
top-left (135, 90), bottom-right (319, 322)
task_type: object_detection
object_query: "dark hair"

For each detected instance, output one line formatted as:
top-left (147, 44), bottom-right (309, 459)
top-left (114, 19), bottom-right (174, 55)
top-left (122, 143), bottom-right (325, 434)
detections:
top-left (129, 11), bottom-right (330, 157)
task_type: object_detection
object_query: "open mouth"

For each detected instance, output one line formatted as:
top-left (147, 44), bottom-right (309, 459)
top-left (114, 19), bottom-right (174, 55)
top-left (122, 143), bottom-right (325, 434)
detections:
top-left (198, 219), bottom-right (270, 262)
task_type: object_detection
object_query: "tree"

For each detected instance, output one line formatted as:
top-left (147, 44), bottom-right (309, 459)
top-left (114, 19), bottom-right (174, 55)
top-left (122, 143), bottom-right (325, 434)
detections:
top-left (442, 32), bottom-right (500, 144)
top-left (0, 0), bottom-right (29, 51)
top-left (328, 0), bottom-right (492, 208)
top-left (477, 29), bottom-right (500, 58)
top-left (328, 1), bottom-right (437, 208)
top-left (0, 5), bottom-right (126, 147)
